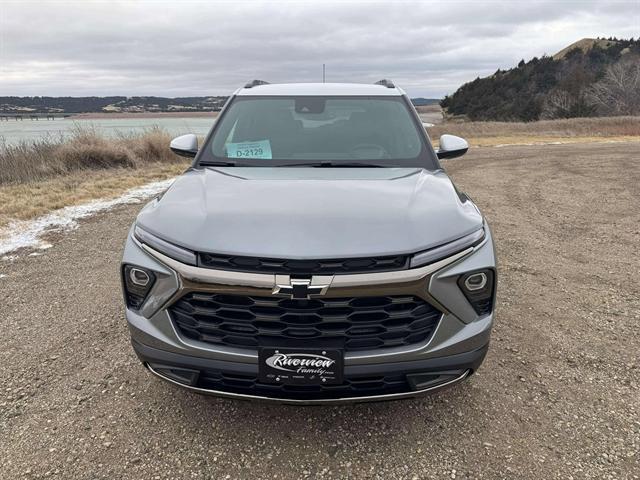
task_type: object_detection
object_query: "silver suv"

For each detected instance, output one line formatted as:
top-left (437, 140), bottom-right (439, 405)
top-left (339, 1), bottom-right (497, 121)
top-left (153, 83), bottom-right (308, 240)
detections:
top-left (121, 80), bottom-right (496, 404)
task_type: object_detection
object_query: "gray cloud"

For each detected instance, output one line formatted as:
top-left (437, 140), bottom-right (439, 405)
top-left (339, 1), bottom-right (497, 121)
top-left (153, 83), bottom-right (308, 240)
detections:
top-left (1, 0), bottom-right (638, 97)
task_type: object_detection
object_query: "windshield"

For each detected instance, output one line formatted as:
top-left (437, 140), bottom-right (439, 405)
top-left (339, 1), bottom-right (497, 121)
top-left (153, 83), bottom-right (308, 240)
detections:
top-left (198, 96), bottom-right (437, 168)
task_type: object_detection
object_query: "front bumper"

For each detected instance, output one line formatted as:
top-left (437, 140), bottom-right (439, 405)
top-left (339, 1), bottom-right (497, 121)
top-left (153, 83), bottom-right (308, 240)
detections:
top-left (133, 339), bottom-right (488, 405)
top-left (122, 224), bottom-right (497, 403)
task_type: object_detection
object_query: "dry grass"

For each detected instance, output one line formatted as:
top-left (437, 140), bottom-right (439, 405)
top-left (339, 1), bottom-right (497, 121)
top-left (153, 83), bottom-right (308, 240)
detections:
top-left (459, 135), bottom-right (639, 147)
top-left (431, 135), bottom-right (640, 149)
top-left (427, 116), bottom-right (640, 140)
top-left (0, 126), bottom-right (184, 185)
top-left (0, 163), bottom-right (187, 227)
top-left (414, 104), bottom-right (442, 114)
top-left (0, 127), bottom-right (190, 228)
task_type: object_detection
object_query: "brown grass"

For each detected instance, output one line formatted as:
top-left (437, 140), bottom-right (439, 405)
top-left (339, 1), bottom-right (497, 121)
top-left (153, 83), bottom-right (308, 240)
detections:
top-left (0, 126), bottom-right (184, 185)
top-left (427, 116), bottom-right (640, 139)
top-left (0, 127), bottom-right (191, 228)
top-left (0, 163), bottom-right (187, 226)
top-left (414, 104), bottom-right (442, 114)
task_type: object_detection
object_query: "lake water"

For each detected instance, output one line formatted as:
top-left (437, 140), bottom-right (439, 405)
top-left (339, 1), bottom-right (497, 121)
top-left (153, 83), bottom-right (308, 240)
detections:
top-left (0, 116), bottom-right (217, 146)
top-left (0, 112), bottom-right (441, 146)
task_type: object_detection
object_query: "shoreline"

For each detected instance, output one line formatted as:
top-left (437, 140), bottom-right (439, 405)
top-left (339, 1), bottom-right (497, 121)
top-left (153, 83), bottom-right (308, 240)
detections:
top-left (69, 111), bottom-right (220, 119)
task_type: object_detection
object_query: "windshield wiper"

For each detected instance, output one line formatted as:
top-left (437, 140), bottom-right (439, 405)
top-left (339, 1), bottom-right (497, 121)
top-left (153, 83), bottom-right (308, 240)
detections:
top-left (278, 162), bottom-right (385, 168)
top-left (201, 161), bottom-right (386, 168)
top-left (199, 161), bottom-right (237, 167)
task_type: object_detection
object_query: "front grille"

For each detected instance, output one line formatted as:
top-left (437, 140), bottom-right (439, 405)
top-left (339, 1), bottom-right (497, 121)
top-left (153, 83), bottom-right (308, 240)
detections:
top-left (198, 253), bottom-right (409, 275)
top-left (197, 369), bottom-right (415, 400)
top-left (170, 293), bottom-right (441, 352)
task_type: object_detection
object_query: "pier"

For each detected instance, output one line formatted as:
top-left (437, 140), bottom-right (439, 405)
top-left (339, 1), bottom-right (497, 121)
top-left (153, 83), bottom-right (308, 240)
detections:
top-left (0, 113), bottom-right (72, 121)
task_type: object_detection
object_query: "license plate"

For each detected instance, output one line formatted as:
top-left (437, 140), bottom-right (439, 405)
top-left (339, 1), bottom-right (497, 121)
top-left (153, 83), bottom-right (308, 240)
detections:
top-left (258, 348), bottom-right (343, 385)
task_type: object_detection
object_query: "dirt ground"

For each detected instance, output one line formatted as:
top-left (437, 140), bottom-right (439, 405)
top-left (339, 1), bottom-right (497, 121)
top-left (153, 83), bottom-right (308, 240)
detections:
top-left (1, 142), bottom-right (638, 479)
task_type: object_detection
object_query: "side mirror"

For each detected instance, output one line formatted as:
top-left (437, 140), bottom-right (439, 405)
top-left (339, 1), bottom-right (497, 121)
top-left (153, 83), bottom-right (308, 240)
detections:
top-left (170, 134), bottom-right (198, 158)
top-left (436, 134), bottom-right (468, 159)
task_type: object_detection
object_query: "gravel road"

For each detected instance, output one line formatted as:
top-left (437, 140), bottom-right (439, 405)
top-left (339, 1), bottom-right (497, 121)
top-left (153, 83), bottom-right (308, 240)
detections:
top-left (1, 142), bottom-right (638, 479)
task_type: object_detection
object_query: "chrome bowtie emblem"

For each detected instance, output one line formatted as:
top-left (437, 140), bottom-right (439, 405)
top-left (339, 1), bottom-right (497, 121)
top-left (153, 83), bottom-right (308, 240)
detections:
top-left (273, 278), bottom-right (329, 300)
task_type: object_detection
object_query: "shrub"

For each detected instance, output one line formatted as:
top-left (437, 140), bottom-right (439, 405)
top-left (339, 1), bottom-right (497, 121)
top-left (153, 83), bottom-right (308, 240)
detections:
top-left (0, 126), bottom-right (182, 185)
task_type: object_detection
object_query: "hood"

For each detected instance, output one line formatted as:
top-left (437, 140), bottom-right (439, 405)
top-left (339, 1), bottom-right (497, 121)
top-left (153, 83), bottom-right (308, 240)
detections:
top-left (136, 167), bottom-right (483, 259)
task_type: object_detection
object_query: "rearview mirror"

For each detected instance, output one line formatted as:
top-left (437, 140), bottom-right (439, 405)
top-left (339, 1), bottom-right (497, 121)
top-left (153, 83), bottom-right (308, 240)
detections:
top-left (170, 134), bottom-right (198, 158)
top-left (436, 134), bottom-right (468, 159)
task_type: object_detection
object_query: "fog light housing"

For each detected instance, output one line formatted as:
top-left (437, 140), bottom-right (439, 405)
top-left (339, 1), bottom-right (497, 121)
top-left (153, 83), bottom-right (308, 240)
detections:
top-left (458, 269), bottom-right (494, 316)
top-left (129, 267), bottom-right (151, 286)
top-left (122, 264), bottom-right (156, 310)
top-left (464, 272), bottom-right (487, 291)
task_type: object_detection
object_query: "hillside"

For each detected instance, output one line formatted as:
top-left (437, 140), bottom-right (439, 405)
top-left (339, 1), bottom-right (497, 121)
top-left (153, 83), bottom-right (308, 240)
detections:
top-left (0, 96), bottom-right (228, 114)
top-left (553, 38), bottom-right (620, 60)
top-left (0, 95), bottom-right (439, 114)
top-left (441, 37), bottom-right (640, 121)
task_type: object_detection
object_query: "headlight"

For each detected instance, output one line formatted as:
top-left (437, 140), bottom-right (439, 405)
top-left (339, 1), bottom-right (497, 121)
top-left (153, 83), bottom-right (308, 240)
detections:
top-left (134, 225), bottom-right (197, 265)
top-left (410, 227), bottom-right (485, 268)
top-left (458, 269), bottom-right (495, 315)
top-left (122, 264), bottom-right (156, 309)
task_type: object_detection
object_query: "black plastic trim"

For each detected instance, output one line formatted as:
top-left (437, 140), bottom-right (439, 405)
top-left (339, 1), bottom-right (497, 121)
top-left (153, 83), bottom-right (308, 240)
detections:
top-left (169, 293), bottom-right (441, 352)
top-left (121, 264), bottom-right (156, 310)
top-left (132, 340), bottom-right (488, 380)
top-left (198, 252), bottom-right (410, 275)
top-left (457, 268), bottom-right (496, 315)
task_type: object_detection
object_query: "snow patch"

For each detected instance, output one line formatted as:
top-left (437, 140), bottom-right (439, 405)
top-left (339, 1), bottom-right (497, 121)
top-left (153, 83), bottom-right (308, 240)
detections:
top-left (0, 178), bottom-right (175, 256)
top-left (493, 141), bottom-right (565, 147)
top-left (490, 140), bottom-right (631, 148)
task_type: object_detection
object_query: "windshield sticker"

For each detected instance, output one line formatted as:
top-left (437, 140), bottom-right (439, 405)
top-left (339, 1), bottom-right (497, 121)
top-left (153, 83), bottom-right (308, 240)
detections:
top-left (226, 140), bottom-right (272, 159)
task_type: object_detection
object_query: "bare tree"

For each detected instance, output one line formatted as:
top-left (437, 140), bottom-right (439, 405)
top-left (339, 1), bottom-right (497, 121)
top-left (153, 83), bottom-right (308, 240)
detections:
top-left (542, 90), bottom-right (574, 118)
top-left (587, 56), bottom-right (640, 116)
top-left (542, 59), bottom-right (598, 119)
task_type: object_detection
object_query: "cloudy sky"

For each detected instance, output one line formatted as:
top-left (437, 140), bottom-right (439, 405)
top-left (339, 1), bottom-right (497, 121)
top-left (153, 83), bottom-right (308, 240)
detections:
top-left (1, 0), bottom-right (638, 98)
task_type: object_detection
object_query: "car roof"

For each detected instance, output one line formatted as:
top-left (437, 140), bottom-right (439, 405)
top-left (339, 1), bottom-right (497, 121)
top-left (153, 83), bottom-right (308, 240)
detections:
top-left (235, 82), bottom-right (405, 97)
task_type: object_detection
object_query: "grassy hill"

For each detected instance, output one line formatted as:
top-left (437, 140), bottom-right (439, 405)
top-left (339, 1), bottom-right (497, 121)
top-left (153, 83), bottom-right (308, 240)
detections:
top-left (441, 37), bottom-right (640, 121)
top-left (553, 38), bottom-right (620, 60)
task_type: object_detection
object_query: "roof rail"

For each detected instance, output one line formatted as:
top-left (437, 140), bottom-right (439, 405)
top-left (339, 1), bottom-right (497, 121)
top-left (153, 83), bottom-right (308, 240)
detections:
top-left (244, 79), bottom-right (270, 88)
top-left (374, 79), bottom-right (395, 88)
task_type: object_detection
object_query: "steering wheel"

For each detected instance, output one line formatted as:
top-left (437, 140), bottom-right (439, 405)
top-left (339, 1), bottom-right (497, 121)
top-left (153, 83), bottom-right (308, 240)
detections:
top-left (349, 143), bottom-right (389, 159)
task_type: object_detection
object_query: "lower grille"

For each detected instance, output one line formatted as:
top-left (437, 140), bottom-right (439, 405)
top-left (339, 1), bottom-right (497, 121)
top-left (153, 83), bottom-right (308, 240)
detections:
top-left (197, 369), bottom-right (415, 400)
top-left (473, 298), bottom-right (493, 316)
top-left (170, 293), bottom-right (441, 352)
